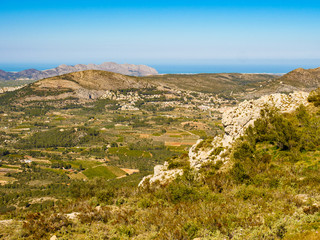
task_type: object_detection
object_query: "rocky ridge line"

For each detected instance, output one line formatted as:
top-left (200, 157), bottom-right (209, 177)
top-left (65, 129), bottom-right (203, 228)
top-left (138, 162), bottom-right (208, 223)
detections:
top-left (139, 91), bottom-right (309, 188)
top-left (0, 62), bottom-right (158, 81)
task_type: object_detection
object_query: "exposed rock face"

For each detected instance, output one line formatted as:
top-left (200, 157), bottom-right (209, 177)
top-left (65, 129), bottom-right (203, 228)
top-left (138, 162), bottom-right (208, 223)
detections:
top-left (138, 162), bottom-right (184, 188)
top-left (0, 62), bottom-right (158, 81)
top-left (222, 91), bottom-right (309, 141)
top-left (0, 86), bottom-right (25, 94)
top-left (139, 91), bottom-right (309, 187)
top-left (189, 91), bottom-right (309, 170)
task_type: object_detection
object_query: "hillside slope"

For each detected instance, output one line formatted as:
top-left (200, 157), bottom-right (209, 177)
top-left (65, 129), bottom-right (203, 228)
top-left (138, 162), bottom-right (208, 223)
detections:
top-left (279, 67), bottom-right (320, 89)
top-left (3, 90), bottom-right (319, 240)
top-left (143, 73), bottom-right (279, 94)
top-left (140, 91), bottom-right (309, 187)
top-left (0, 70), bottom-right (153, 105)
top-left (34, 70), bottom-right (151, 91)
top-left (144, 67), bottom-right (320, 98)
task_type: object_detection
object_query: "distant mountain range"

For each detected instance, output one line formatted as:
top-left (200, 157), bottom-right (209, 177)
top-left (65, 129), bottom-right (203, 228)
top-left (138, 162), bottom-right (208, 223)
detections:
top-left (0, 62), bottom-right (158, 81)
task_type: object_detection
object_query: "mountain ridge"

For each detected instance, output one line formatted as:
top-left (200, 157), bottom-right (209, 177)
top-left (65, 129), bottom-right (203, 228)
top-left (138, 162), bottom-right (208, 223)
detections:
top-left (0, 62), bottom-right (158, 81)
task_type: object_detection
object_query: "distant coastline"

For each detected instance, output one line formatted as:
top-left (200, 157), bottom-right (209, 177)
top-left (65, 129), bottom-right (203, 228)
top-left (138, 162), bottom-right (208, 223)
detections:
top-left (1, 63), bottom-right (319, 75)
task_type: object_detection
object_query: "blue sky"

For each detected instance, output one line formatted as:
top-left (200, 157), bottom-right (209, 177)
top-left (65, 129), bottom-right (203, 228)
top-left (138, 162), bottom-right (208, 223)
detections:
top-left (1, 0), bottom-right (320, 70)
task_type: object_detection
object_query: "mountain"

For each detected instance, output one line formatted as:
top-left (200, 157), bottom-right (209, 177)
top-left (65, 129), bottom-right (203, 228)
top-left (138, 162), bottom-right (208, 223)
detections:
top-left (0, 62), bottom-right (158, 81)
top-left (0, 70), bottom-right (153, 105)
top-left (278, 67), bottom-right (320, 89)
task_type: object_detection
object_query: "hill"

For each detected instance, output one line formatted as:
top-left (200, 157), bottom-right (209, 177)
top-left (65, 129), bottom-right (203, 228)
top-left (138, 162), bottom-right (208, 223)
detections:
top-left (0, 70), bottom-right (153, 105)
top-left (144, 68), bottom-right (320, 99)
top-left (144, 73), bottom-right (279, 93)
top-left (3, 67), bottom-right (320, 100)
top-left (34, 70), bottom-right (151, 91)
top-left (279, 67), bottom-right (320, 89)
top-left (143, 73), bottom-right (287, 99)
top-left (0, 62), bottom-right (158, 81)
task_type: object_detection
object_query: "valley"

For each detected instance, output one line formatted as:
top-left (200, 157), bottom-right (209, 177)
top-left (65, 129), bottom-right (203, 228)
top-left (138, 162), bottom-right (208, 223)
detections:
top-left (0, 68), bottom-right (320, 239)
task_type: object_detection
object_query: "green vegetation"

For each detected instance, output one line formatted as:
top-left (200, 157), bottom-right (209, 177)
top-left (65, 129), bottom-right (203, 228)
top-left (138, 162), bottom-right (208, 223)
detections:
top-left (83, 166), bottom-right (121, 179)
top-left (1, 103), bottom-right (318, 239)
top-left (308, 88), bottom-right (320, 106)
top-left (0, 80), bottom-right (37, 88)
top-left (2, 76), bottom-right (319, 239)
top-left (17, 127), bottom-right (100, 149)
top-left (143, 73), bottom-right (279, 94)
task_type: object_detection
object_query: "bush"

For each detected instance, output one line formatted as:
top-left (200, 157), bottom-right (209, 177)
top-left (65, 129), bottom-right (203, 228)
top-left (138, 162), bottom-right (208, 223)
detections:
top-left (0, 148), bottom-right (9, 156)
top-left (23, 213), bottom-right (72, 238)
top-left (168, 182), bottom-right (199, 203)
top-left (97, 190), bottom-right (115, 205)
top-left (230, 162), bottom-right (250, 183)
top-left (308, 88), bottom-right (320, 106)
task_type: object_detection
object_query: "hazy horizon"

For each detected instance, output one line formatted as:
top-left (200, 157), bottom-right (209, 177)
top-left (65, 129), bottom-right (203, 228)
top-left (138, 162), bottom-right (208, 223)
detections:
top-left (1, 59), bottom-right (319, 74)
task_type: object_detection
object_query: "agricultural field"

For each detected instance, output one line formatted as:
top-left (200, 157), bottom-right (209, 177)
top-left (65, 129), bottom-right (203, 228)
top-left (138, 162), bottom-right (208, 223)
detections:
top-left (0, 86), bottom-right (227, 223)
top-left (2, 70), bottom-right (317, 239)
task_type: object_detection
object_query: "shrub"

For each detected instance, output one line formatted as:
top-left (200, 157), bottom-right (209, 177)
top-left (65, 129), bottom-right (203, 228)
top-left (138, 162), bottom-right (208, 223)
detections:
top-left (308, 88), bottom-right (320, 106)
top-left (230, 162), bottom-right (250, 183)
top-left (97, 190), bottom-right (115, 205)
top-left (168, 182), bottom-right (199, 203)
top-left (23, 213), bottom-right (72, 238)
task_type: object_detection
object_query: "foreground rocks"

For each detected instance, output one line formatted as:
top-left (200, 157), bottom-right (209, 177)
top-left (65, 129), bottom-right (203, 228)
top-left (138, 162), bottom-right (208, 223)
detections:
top-left (139, 91), bottom-right (309, 187)
top-left (138, 162), bottom-right (183, 188)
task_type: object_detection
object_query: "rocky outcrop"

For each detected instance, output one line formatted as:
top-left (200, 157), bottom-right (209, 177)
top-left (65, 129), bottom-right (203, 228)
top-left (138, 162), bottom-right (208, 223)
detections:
top-left (0, 62), bottom-right (158, 81)
top-left (222, 91), bottom-right (309, 141)
top-left (189, 91), bottom-right (309, 170)
top-left (138, 162), bottom-right (183, 188)
top-left (139, 91), bottom-right (309, 187)
top-left (0, 86), bottom-right (25, 94)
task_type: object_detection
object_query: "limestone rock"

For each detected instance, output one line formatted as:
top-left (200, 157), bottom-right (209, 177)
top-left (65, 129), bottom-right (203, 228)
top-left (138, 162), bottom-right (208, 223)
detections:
top-left (138, 162), bottom-right (183, 188)
top-left (189, 91), bottom-right (309, 170)
top-left (65, 212), bottom-right (80, 220)
top-left (139, 91), bottom-right (309, 188)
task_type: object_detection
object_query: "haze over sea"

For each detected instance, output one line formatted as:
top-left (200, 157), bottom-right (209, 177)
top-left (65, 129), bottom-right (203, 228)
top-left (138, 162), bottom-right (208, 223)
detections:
top-left (1, 60), bottom-right (319, 74)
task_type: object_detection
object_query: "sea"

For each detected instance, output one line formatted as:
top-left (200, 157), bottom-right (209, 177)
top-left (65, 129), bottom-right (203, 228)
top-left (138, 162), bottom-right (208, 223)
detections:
top-left (0, 62), bottom-right (319, 75)
top-left (150, 63), bottom-right (320, 75)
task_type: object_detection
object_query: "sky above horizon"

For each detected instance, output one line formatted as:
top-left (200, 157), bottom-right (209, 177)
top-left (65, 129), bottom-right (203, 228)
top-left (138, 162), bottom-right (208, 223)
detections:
top-left (1, 0), bottom-right (320, 70)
